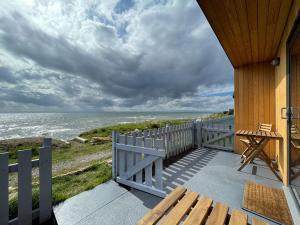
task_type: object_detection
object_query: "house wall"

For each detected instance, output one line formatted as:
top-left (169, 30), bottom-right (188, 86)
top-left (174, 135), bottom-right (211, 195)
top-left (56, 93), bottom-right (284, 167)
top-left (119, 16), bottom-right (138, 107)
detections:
top-left (275, 0), bottom-right (300, 186)
top-left (234, 1), bottom-right (300, 185)
top-left (234, 63), bottom-right (276, 159)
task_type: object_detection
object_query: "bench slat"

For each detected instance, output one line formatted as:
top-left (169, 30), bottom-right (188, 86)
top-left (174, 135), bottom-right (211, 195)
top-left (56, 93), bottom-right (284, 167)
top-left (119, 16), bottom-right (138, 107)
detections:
top-left (205, 202), bottom-right (228, 225)
top-left (252, 218), bottom-right (269, 225)
top-left (229, 209), bottom-right (248, 225)
top-left (160, 192), bottom-right (199, 225)
top-left (136, 186), bottom-right (186, 225)
top-left (182, 196), bottom-right (213, 225)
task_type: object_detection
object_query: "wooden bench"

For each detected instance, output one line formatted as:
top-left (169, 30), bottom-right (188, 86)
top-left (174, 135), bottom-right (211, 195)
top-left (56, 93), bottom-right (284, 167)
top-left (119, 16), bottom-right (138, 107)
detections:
top-left (136, 187), bottom-right (269, 225)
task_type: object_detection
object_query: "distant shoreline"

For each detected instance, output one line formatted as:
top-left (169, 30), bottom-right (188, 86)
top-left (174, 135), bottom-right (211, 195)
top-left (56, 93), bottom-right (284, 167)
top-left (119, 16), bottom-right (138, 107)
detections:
top-left (0, 111), bottom-right (233, 145)
top-left (0, 111), bottom-right (213, 141)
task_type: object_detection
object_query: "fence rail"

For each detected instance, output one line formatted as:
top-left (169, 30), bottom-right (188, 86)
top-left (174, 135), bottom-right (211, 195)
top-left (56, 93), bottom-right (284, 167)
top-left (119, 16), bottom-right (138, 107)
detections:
top-left (112, 116), bottom-right (234, 196)
top-left (0, 138), bottom-right (52, 225)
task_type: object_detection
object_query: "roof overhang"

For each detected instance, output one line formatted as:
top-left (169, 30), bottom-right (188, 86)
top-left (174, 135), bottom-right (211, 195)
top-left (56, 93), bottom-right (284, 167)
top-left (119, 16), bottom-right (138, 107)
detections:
top-left (197, 0), bottom-right (293, 68)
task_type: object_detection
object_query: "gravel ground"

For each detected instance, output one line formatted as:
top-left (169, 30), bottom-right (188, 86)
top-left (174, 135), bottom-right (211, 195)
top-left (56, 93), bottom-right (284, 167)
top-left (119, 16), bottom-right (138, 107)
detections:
top-left (9, 150), bottom-right (112, 188)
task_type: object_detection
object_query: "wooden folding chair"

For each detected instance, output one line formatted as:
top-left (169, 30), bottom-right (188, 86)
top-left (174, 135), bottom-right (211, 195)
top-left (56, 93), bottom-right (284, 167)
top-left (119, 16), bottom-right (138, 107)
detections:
top-left (290, 125), bottom-right (300, 180)
top-left (240, 123), bottom-right (272, 162)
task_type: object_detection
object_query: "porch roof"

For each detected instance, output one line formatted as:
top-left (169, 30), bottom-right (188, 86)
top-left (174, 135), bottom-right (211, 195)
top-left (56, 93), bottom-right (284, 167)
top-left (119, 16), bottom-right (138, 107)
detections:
top-left (197, 0), bottom-right (293, 68)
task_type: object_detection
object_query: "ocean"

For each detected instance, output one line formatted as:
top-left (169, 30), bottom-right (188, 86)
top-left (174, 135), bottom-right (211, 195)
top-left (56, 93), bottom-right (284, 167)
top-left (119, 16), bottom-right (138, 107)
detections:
top-left (0, 112), bottom-right (210, 141)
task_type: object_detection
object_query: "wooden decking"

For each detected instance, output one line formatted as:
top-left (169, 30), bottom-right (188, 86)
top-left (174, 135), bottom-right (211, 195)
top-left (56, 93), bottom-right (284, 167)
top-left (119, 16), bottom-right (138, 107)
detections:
top-left (137, 187), bottom-right (268, 225)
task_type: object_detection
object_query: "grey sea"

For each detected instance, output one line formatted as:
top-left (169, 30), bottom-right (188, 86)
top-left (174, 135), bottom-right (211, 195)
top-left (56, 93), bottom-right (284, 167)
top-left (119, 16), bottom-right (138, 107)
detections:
top-left (0, 112), bottom-right (211, 141)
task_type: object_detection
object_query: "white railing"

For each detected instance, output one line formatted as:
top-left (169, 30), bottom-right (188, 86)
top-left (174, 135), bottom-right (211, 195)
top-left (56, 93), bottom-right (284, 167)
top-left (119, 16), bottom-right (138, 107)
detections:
top-left (0, 138), bottom-right (52, 225)
top-left (112, 116), bottom-right (234, 196)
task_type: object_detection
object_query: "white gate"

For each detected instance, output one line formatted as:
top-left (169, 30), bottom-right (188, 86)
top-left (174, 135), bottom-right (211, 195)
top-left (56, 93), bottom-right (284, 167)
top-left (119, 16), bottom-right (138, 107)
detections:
top-left (199, 116), bottom-right (234, 152)
top-left (112, 131), bottom-right (166, 197)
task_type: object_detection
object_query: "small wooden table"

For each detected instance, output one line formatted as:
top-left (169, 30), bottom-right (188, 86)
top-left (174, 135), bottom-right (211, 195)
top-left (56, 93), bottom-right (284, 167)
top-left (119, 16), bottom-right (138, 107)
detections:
top-left (236, 130), bottom-right (283, 181)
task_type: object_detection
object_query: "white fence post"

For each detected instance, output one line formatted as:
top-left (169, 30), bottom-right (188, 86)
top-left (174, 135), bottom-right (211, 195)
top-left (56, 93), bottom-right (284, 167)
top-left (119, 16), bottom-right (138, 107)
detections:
top-left (192, 121), bottom-right (196, 148)
top-left (18, 150), bottom-right (32, 225)
top-left (154, 139), bottom-right (164, 190)
top-left (135, 135), bottom-right (143, 183)
top-left (0, 152), bottom-right (9, 225)
top-left (39, 138), bottom-right (52, 223)
top-left (144, 138), bottom-right (153, 187)
top-left (165, 125), bottom-right (170, 158)
top-left (197, 121), bottom-right (203, 148)
top-left (127, 135), bottom-right (134, 181)
top-left (118, 135), bottom-right (126, 177)
top-left (112, 131), bottom-right (117, 179)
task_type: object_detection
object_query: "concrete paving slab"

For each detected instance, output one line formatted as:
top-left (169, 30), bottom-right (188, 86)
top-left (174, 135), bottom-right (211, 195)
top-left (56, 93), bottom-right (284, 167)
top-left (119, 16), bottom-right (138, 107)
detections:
top-left (54, 180), bottom-right (128, 225)
top-left (76, 189), bottom-right (161, 225)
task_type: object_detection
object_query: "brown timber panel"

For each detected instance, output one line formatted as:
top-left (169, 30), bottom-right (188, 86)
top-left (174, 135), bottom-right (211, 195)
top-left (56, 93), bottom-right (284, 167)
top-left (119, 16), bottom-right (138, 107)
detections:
top-left (229, 209), bottom-right (247, 225)
top-left (234, 62), bottom-right (276, 159)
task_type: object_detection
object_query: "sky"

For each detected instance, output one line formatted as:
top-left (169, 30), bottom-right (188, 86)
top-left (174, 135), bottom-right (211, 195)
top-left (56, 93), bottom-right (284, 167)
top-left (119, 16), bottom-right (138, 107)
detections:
top-left (0, 0), bottom-right (233, 112)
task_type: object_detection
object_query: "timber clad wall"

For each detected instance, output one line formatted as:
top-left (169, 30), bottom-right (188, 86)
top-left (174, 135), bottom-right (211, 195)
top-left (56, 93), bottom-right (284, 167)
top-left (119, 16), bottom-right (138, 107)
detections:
top-left (275, 0), bottom-right (300, 185)
top-left (234, 62), bottom-right (276, 159)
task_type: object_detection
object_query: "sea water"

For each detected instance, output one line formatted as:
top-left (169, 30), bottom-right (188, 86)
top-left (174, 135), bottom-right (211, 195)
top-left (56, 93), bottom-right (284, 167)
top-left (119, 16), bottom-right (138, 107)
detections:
top-left (0, 112), bottom-right (210, 140)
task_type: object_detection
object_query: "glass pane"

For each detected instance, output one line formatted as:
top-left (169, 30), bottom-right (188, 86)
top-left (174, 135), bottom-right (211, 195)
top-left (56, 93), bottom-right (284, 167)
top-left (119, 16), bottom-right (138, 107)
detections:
top-left (290, 35), bottom-right (300, 201)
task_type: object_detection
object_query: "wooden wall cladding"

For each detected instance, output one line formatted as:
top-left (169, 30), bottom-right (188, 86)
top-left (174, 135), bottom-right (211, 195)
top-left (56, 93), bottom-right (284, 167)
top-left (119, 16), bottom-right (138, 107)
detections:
top-left (234, 62), bottom-right (276, 159)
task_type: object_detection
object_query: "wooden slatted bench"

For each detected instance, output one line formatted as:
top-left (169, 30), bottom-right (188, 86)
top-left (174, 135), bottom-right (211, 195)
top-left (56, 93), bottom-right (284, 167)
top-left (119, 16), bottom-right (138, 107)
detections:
top-left (136, 186), bottom-right (269, 225)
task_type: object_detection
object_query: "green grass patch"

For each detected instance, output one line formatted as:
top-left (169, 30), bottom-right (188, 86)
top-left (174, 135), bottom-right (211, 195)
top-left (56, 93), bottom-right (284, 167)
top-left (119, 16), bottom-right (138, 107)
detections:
top-left (79, 119), bottom-right (192, 141)
top-left (9, 162), bottom-right (112, 219)
top-left (52, 142), bottom-right (111, 164)
top-left (3, 141), bottom-right (111, 164)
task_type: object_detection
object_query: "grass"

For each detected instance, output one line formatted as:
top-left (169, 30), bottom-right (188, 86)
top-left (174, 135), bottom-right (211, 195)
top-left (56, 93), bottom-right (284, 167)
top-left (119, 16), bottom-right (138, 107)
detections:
top-left (9, 161), bottom-right (112, 219)
top-left (52, 142), bottom-right (111, 164)
top-left (204, 111), bottom-right (233, 120)
top-left (79, 119), bottom-right (192, 141)
top-left (2, 141), bottom-right (111, 164)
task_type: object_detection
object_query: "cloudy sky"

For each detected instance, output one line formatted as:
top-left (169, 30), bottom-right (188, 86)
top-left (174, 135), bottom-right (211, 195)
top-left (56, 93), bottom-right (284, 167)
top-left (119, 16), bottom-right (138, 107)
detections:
top-left (0, 0), bottom-right (233, 112)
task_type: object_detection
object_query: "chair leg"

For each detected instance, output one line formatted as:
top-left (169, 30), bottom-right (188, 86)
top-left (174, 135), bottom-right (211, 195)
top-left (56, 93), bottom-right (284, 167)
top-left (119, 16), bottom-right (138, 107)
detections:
top-left (238, 148), bottom-right (260, 171)
top-left (240, 145), bottom-right (250, 159)
top-left (238, 139), bottom-right (268, 171)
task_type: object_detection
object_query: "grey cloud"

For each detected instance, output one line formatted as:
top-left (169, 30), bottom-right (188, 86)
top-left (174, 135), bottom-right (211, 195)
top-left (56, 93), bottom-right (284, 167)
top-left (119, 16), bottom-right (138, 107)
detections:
top-left (0, 87), bottom-right (65, 107)
top-left (78, 96), bottom-right (114, 108)
top-left (0, 1), bottom-right (233, 110)
top-left (0, 67), bottom-right (16, 83)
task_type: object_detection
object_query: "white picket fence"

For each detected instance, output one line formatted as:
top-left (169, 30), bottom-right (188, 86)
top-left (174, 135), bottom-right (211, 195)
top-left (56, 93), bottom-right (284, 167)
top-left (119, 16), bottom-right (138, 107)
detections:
top-left (0, 138), bottom-right (52, 225)
top-left (165, 123), bottom-right (194, 158)
top-left (112, 116), bottom-right (234, 197)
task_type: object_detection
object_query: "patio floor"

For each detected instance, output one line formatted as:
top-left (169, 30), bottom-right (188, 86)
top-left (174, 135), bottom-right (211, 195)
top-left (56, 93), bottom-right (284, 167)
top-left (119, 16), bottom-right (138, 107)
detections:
top-left (54, 148), bottom-right (283, 225)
